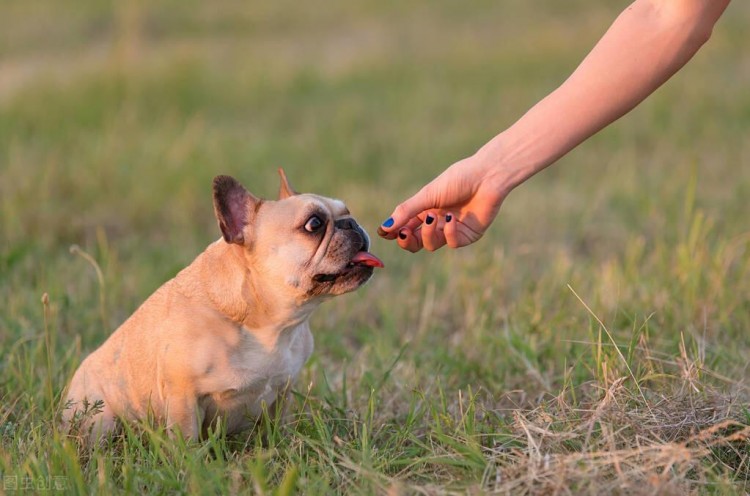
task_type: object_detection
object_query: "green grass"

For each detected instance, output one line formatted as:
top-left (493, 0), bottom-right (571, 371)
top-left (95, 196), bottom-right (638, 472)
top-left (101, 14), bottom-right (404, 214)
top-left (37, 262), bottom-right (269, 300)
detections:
top-left (1, 0), bottom-right (749, 493)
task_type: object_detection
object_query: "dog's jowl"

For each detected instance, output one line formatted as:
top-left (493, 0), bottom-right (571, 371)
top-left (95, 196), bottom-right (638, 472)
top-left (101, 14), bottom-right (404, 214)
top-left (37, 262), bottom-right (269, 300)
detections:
top-left (63, 170), bottom-right (383, 441)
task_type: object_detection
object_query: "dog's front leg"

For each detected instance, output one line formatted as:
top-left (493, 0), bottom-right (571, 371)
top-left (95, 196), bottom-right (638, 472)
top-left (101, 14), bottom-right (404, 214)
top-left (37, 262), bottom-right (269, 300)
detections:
top-left (268, 382), bottom-right (295, 425)
top-left (165, 395), bottom-right (202, 441)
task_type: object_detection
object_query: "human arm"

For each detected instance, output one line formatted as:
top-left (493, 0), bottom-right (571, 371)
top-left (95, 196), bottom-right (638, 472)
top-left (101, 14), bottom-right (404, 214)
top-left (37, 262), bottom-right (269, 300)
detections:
top-left (378, 0), bottom-right (730, 252)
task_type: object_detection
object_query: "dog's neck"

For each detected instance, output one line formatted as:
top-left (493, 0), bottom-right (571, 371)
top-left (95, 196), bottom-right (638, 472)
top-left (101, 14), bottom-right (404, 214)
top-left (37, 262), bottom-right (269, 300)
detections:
top-left (173, 240), bottom-right (319, 347)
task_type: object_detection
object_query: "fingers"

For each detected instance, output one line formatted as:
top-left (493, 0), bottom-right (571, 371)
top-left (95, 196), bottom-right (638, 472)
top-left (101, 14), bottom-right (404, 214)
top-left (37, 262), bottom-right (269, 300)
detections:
top-left (396, 211), bottom-right (456, 253)
top-left (443, 212), bottom-right (460, 248)
top-left (420, 212), bottom-right (445, 252)
top-left (396, 226), bottom-right (423, 252)
top-left (378, 185), bottom-right (436, 237)
top-left (395, 217), bottom-right (424, 252)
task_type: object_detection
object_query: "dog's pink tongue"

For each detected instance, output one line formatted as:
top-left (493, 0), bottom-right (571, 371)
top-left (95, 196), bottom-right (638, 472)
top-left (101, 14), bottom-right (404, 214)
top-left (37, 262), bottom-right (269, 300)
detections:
top-left (351, 251), bottom-right (384, 268)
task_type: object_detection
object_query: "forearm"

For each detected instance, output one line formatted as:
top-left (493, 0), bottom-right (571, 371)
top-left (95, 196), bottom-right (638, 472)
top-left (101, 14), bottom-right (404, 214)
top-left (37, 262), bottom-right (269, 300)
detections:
top-left (483, 0), bottom-right (729, 194)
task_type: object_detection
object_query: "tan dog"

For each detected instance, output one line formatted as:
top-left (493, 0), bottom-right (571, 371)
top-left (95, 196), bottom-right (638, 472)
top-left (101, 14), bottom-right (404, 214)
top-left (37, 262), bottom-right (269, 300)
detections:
top-left (63, 170), bottom-right (383, 441)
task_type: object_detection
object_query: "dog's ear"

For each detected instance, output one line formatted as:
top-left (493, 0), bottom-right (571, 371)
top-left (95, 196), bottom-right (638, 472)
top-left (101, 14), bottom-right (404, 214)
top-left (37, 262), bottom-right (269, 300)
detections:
top-left (278, 168), bottom-right (298, 200)
top-left (213, 175), bottom-right (259, 245)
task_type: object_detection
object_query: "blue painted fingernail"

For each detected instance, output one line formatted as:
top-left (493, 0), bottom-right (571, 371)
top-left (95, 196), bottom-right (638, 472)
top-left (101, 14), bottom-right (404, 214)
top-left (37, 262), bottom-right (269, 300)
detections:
top-left (425, 215), bottom-right (434, 225)
top-left (398, 230), bottom-right (407, 240)
top-left (445, 214), bottom-right (452, 222)
top-left (382, 217), bottom-right (394, 228)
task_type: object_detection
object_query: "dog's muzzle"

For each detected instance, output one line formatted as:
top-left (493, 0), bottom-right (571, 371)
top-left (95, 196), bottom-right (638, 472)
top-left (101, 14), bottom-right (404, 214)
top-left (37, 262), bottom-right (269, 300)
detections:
top-left (334, 218), bottom-right (369, 252)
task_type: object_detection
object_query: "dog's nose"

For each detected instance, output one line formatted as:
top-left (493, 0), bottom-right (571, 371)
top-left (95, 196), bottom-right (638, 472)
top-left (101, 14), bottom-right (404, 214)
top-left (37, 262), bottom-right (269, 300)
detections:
top-left (334, 218), bottom-right (357, 230)
top-left (358, 227), bottom-right (370, 252)
top-left (335, 218), bottom-right (369, 251)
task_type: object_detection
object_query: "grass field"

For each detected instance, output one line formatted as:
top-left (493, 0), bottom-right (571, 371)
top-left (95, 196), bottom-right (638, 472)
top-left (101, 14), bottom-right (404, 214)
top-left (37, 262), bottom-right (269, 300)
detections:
top-left (1, 1), bottom-right (749, 493)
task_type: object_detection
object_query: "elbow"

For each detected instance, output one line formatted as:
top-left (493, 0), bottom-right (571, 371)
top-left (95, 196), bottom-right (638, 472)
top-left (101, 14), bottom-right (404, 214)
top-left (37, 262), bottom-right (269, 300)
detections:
top-left (657, 0), bottom-right (729, 47)
top-left (687, 14), bottom-right (716, 47)
top-left (690, 25), bottom-right (713, 49)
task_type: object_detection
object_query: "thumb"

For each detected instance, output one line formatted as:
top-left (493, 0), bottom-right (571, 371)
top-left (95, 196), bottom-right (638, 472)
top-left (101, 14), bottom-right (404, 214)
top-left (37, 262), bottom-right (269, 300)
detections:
top-left (379, 186), bottom-right (436, 234)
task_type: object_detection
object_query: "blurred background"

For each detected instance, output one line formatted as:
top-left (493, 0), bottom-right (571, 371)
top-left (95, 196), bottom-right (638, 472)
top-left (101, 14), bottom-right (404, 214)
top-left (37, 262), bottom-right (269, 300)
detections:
top-left (2, 0), bottom-right (749, 491)
top-left (2, 0), bottom-right (749, 383)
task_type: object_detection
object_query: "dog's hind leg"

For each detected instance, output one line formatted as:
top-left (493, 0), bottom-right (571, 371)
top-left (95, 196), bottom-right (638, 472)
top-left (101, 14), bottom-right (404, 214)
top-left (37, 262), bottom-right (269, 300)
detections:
top-left (88, 404), bottom-right (118, 443)
top-left (62, 396), bottom-right (118, 445)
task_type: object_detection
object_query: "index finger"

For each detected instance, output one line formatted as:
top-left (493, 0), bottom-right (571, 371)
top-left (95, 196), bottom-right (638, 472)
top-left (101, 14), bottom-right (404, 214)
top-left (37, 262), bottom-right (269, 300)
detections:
top-left (378, 217), bottom-right (422, 240)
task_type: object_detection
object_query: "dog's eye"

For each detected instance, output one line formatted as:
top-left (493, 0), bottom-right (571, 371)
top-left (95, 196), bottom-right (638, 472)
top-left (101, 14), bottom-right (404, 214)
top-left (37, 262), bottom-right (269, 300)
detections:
top-left (304, 215), bottom-right (324, 233)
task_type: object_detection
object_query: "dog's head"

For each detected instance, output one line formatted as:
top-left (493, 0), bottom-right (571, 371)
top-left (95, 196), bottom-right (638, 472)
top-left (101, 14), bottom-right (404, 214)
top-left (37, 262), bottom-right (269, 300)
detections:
top-left (212, 170), bottom-right (383, 302)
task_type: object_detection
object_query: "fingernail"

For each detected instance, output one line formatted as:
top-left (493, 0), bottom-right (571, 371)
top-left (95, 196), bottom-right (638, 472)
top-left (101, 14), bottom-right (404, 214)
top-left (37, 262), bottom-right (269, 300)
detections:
top-left (398, 230), bottom-right (407, 240)
top-left (445, 214), bottom-right (452, 223)
top-left (425, 215), bottom-right (434, 225)
top-left (382, 217), bottom-right (394, 228)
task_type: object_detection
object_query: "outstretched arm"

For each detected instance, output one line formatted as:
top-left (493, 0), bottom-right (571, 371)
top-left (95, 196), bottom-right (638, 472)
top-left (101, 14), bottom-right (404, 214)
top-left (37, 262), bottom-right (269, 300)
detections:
top-left (379, 0), bottom-right (730, 252)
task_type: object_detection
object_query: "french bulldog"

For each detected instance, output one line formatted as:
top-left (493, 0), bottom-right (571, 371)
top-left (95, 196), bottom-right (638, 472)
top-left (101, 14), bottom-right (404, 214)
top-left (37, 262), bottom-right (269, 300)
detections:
top-left (63, 170), bottom-right (383, 441)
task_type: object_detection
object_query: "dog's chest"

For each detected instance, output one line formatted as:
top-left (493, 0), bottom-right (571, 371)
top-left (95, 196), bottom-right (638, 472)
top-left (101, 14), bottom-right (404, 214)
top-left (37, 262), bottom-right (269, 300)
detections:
top-left (199, 323), bottom-right (313, 422)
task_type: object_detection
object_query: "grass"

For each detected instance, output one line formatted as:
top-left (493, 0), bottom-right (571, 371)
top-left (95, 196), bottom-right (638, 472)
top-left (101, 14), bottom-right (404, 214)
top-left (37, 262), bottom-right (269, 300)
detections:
top-left (1, 0), bottom-right (749, 493)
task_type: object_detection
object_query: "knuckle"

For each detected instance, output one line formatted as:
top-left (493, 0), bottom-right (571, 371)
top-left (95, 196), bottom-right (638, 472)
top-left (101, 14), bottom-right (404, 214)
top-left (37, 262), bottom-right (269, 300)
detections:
top-left (420, 183), bottom-right (436, 199)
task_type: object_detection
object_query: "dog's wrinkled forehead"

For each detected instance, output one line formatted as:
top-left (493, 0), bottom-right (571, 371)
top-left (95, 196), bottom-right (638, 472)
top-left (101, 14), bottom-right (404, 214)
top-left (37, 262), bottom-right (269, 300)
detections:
top-left (284, 194), bottom-right (351, 221)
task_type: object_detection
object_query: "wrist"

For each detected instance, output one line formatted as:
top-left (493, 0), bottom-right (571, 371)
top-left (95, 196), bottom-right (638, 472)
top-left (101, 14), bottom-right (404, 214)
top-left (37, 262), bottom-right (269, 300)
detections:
top-left (474, 131), bottom-right (533, 197)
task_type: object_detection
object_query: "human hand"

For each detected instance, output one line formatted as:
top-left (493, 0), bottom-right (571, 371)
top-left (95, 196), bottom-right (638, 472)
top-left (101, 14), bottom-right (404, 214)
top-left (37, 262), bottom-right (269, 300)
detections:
top-left (378, 152), bottom-right (508, 252)
top-left (379, 0), bottom-right (731, 254)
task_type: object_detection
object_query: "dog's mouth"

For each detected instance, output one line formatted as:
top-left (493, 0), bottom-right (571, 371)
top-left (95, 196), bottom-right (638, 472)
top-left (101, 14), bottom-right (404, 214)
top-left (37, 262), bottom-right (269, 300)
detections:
top-left (312, 251), bottom-right (384, 283)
